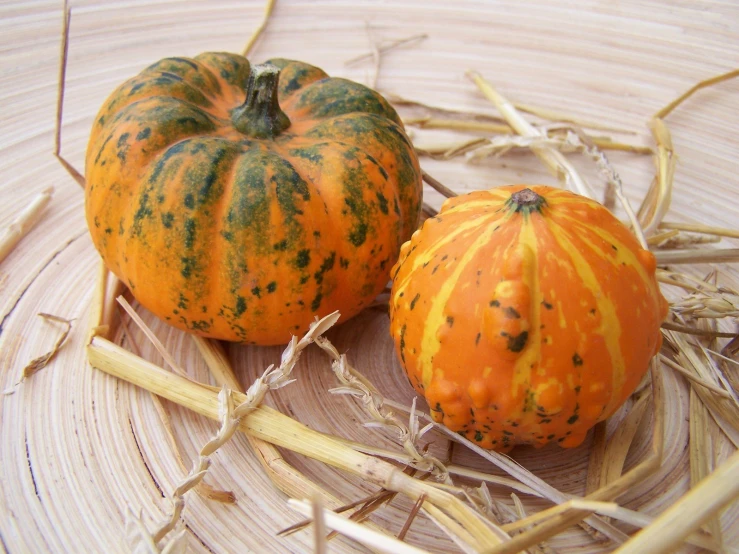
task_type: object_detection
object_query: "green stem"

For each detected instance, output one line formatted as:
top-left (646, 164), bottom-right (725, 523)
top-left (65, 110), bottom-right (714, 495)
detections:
top-left (231, 62), bottom-right (291, 139)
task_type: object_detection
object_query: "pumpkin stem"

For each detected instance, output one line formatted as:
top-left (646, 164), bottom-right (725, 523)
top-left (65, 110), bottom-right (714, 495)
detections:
top-left (508, 188), bottom-right (547, 215)
top-left (231, 62), bottom-right (291, 139)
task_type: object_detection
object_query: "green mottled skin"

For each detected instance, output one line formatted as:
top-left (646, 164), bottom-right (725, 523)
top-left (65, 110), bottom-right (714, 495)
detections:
top-left (86, 52), bottom-right (422, 344)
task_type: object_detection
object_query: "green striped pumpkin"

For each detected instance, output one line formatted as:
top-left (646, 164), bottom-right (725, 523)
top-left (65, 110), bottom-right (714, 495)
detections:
top-left (85, 53), bottom-right (422, 344)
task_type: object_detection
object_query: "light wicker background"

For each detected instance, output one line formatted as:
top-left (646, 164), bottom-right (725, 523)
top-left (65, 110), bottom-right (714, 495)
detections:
top-left (1, 1), bottom-right (738, 552)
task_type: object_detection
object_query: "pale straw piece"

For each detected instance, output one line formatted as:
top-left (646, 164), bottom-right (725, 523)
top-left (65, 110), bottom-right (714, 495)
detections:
top-left (0, 187), bottom-right (54, 264)
top-left (466, 70), bottom-right (595, 199)
top-left (288, 499), bottom-right (431, 554)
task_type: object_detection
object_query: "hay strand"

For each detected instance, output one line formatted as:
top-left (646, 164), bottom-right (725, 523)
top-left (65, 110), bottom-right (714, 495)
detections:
top-left (364, 22), bottom-right (381, 89)
top-left (318, 339), bottom-right (450, 480)
top-left (345, 33), bottom-right (428, 66)
top-left (311, 495), bottom-right (328, 554)
top-left (599, 393), bottom-right (651, 486)
top-left (548, 126), bottom-right (647, 248)
top-left (405, 118), bottom-right (651, 155)
top-left (3, 313), bottom-right (72, 395)
top-left (287, 499), bottom-right (431, 554)
top-left (242, 0), bottom-right (276, 56)
top-left (659, 221), bottom-right (739, 239)
top-left (614, 448), bottom-right (739, 554)
top-left (54, 0), bottom-right (85, 188)
top-left (192, 335), bottom-right (352, 513)
top-left (122, 327), bottom-right (235, 504)
top-left (117, 296), bottom-right (187, 377)
top-left (20, 313), bottom-right (73, 377)
top-left (640, 69), bottom-right (739, 236)
top-left (654, 68), bottom-right (739, 120)
top-left (112, 310), bottom-right (342, 547)
top-left (513, 102), bottom-right (636, 134)
top-left (689, 387), bottom-right (725, 551)
top-left (640, 117), bottom-right (676, 236)
top-left (86, 335), bottom-right (508, 551)
top-left (585, 422), bottom-right (608, 495)
top-left (654, 248), bottom-right (739, 265)
top-left (466, 70), bottom-right (594, 199)
top-left (661, 354), bottom-right (734, 398)
top-left (664, 330), bottom-right (739, 448)
top-left (397, 493), bottom-right (427, 541)
top-left (281, 471), bottom-right (420, 538)
top-left (499, 499), bottom-right (718, 552)
top-left (384, 399), bottom-right (630, 545)
top-left (0, 187), bottom-right (54, 264)
top-left (422, 171), bottom-right (457, 199)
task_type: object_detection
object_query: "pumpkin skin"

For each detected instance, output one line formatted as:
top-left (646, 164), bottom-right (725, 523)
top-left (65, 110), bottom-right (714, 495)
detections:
top-left (389, 185), bottom-right (668, 451)
top-left (85, 53), bottom-right (422, 344)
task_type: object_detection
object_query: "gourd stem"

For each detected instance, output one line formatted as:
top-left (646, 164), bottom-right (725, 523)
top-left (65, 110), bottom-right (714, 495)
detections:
top-left (508, 188), bottom-right (547, 214)
top-left (231, 63), bottom-right (291, 139)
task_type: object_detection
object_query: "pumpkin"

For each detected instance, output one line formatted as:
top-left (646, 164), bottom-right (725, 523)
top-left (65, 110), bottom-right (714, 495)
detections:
top-left (389, 185), bottom-right (668, 451)
top-left (85, 53), bottom-right (422, 344)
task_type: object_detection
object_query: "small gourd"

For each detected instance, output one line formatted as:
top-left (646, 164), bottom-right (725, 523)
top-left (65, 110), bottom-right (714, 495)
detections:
top-left (85, 53), bottom-right (422, 344)
top-left (389, 185), bottom-right (668, 451)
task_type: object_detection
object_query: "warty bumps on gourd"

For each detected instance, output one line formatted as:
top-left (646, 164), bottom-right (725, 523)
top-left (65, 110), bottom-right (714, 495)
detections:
top-left (85, 53), bottom-right (422, 344)
top-left (389, 185), bottom-right (668, 451)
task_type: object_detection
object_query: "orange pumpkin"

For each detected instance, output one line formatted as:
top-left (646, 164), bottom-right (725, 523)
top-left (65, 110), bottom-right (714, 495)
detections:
top-left (389, 185), bottom-right (668, 451)
top-left (85, 53), bottom-right (422, 344)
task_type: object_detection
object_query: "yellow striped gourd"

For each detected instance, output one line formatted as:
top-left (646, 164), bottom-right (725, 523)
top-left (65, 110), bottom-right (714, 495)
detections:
top-left (389, 185), bottom-right (668, 451)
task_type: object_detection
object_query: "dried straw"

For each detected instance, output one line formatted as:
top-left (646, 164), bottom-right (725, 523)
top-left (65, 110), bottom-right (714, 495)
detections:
top-left (638, 118), bottom-right (676, 236)
top-left (422, 171), bottom-right (457, 199)
top-left (311, 495), bottom-right (328, 554)
top-left (385, 398), bottom-right (632, 546)
top-left (364, 22), bottom-right (381, 89)
top-left (406, 117), bottom-right (512, 136)
top-left (466, 70), bottom-right (594, 199)
top-left (544, 126), bottom-right (647, 248)
top-left (613, 448), bottom-right (739, 554)
top-left (598, 392), bottom-right (651, 487)
top-left (391, 93), bottom-right (637, 135)
top-left (54, 0), bottom-right (84, 188)
top-left (121, 323), bottom-right (235, 504)
top-left (657, 234), bottom-right (722, 249)
top-left (500, 498), bottom-right (718, 552)
top-left (659, 221), bottom-right (739, 239)
top-left (654, 248), bottom-right (739, 265)
top-left (661, 354), bottom-right (734, 398)
top-left (288, 499), bottom-right (431, 554)
top-left (278, 472), bottom-right (416, 537)
top-left (689, 386), bottom-right (725, 550)
top-left (317, 338), bottom-right (449, 481)
top-left (512, 103), bottom-right (636, 135)
top-left (639, 69), bottom-right (739, 237)
top-left (242, 0), bottom-right (276, 56)
top-left (86, 333), bottom-right (508, 551)
top-left (117, 296), bottom-right (187, 377)
top-left (346, 34), bottom-right (428, 66)
top-left (654, 68), bottom-right (739, 120)
top-left (663, 329), bottom-right (739, 448)
top-left (2, 313), bottom-right (72, 395)
top-left (397, 493), bottom-right (427, 541)
top-left (0, 187), bottom-right (54, 264)
top-left (192, 334), bottom-right (362, 516)
top-left (584, 423), bottom-right (607, 498)
top-left (108, 310), bottom-right (341, 548)
top-left (407, 119), bottom-right (651, 156)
